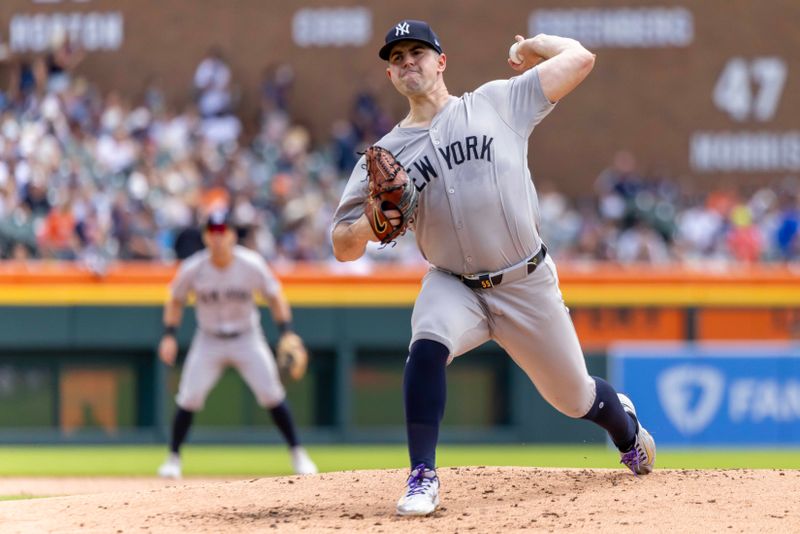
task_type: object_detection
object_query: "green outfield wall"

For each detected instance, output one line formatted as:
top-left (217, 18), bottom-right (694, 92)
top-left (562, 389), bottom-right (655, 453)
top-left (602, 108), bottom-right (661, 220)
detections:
top-left (0, 305), bottom-right (607, 445)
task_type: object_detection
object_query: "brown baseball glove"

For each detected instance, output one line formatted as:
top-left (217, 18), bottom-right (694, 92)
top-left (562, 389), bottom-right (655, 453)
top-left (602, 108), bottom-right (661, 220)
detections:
top-left (276, 332), bottom-right (308, 381)
top-left (364, 145), bottom-right (418, 245)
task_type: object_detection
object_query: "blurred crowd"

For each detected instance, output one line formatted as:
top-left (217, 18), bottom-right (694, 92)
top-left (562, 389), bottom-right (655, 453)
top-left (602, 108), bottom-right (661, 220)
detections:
top-left (0, 37), bottom-right (398, 272)
top-left (0, 38), bottom-right (798, 269)
top-left (540, 150), bottom-right (800, 265)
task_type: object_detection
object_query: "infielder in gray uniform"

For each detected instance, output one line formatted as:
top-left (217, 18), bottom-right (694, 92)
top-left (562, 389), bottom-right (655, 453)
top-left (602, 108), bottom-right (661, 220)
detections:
top-left (157, 211), bottom-right (317, 478)
top-left (332, 20), bottom-right (655, 516)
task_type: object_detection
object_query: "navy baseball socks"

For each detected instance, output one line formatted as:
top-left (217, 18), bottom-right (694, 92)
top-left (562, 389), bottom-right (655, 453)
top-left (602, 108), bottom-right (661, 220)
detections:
top-left (398, 339), bottom-right (448, 515)
top-left (269, 401), bottom-right (299, 447)
top-left (270, 401), bottom-right (318, 475)
top-left (158, 407), bottom-right (194, 479)
top-left (169, 407), bottom-right (194, 454)
top-left (581, 377), bottom-right (656, 474)
top-left (581, 377), bottom-right (636, 451)
top-left (404, 339), bottom-right (448, 470)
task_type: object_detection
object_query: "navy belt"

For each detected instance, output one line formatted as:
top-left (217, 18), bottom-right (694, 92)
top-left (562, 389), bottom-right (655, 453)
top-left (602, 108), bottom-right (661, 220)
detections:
top-left (211, 331), bottom-right (243, 339)
top-left (458, 244), bottom-right (547, 289)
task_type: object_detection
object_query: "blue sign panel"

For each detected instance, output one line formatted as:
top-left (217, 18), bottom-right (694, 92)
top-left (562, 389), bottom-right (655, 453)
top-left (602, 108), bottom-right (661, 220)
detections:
top-left (609, 343), bottom-right (800, 445)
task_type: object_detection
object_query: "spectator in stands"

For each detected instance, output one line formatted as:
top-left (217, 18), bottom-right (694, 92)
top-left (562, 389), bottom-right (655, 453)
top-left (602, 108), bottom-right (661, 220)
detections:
top-left (616, 217), bottom-right (671, 264)
top-left (142, 75), bottom-right (167, 116)
top-left (726, 204), bottom-right (762, 263)
top-left (570, 217), bottom-right (618, 262)
top-left (673, 199), bottom-right (726, 261)
top-left (260, 63), bottom-right (294, 115)
top-left (595, 150), bottom-right (642, 223)
top-left (537, 180), bottom-right (582, 257)
top-left (75, 205), bottom-right (111, 274)
top-left (328, 89), bottom-right (392, 174)
top-left (0, 204), bottom-right (36, 259)
top-left (5, 52), bottom-right (46, 105)
top-left (38, 196), bottom-right (79, 259)
top-left (44, 29), bottom-right (85, 95)
top-left (96, 125), bottom-right (139, 175)
top-left (22, 178), bottom-right (50, 218)
top-left (125, 207), bottom-right (161, 260)
top-left (774, 189), bottom-right (800, 261)
top-left (193, 46), bottom-right (233, 118)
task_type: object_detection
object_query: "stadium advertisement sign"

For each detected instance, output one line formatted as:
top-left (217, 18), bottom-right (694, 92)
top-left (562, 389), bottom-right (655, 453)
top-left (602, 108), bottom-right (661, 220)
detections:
top-left (610, 343), bottom-right (800, 445)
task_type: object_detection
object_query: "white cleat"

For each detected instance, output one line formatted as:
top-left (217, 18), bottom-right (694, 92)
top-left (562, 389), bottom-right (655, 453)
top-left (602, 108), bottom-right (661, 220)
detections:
top-left (157, 453), bottom-right (182, 479)
top-left (618, 393), bottom-right (656, 475)
top-left (396, 464), bottom-right (440, 516)
top-left (290, 446), bottom-right (318, 475)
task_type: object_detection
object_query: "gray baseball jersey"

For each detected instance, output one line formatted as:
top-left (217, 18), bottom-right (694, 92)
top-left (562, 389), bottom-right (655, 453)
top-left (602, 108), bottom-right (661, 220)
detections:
top-left (171, 245), bottom-right (281, 334)
top-left (333, 66), bottom-right (596, 418)
top-left (170, 245), bottom-right (285, 411)
top-left (334, 66), bottom-right (554, 275)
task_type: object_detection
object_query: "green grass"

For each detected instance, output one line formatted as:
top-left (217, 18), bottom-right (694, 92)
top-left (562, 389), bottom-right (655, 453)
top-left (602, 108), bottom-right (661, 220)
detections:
top-left (0, 494), bottom-right (41, 501)
top-left (0, 445), bottom-right (799, 476)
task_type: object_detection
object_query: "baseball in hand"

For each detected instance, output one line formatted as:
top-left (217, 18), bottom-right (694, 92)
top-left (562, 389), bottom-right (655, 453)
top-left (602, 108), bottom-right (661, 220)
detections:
top-left (509, 42), bottom-right (523, 64)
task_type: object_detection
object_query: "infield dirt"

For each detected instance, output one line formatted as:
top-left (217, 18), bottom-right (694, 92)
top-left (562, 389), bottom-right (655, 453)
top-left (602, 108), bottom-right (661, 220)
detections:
top-left (0, 467), bottom-right (797, 533)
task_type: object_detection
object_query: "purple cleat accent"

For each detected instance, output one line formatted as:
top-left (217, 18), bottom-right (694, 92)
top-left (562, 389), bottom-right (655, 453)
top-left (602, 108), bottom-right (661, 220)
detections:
top-left (396, 463), bottom-right (440, 516)
top-left (617, 394), bottom-right (656, 475)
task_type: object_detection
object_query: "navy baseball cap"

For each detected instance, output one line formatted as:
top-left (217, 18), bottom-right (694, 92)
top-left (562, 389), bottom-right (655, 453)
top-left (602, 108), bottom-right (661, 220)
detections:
top-left (379, 20), bottom-right (443, 60)
top-left (204, 210), bottom-right (233, 232)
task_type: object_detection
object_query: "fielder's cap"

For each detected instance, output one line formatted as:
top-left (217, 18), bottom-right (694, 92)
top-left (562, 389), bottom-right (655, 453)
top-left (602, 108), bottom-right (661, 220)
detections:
top-left (204, 210), bottom-right (233, 232)
top-left (379, 19), bottom-right (443, 60)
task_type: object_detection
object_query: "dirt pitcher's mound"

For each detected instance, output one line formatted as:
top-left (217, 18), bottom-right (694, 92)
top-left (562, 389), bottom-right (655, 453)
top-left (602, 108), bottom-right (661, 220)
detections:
top-left (1, 467), bottom-right (798, 533)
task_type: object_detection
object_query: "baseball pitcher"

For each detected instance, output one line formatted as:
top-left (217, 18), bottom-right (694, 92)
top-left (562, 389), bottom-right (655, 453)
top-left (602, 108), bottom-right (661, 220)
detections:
top-left (157, 211), bottom-right (316, 478)
top-left (331, 20), bottom-right (655, 516)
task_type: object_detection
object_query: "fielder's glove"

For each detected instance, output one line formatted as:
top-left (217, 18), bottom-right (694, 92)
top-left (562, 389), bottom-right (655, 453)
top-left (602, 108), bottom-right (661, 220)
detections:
top-left (364, 145), bottom-right (418, 245)
top-left (276, 332), bottom-right (308, 381)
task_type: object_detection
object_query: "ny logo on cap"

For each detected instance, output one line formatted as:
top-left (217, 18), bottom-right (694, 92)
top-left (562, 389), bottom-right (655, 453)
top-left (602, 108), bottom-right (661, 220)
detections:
top-left (395, 21), bottom-right (410, 36)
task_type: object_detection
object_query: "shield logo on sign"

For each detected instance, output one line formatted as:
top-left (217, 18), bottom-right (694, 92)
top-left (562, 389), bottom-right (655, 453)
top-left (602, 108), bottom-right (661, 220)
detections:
top-left (657, 365), bottom-right (725, 435)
